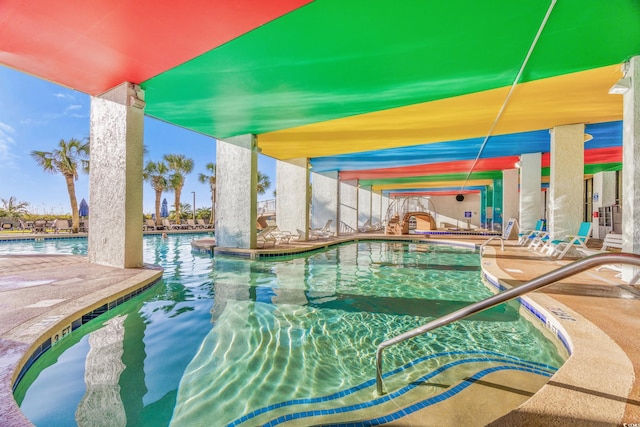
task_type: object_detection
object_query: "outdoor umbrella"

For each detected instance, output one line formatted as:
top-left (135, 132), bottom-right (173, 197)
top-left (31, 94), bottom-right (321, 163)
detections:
top-left (161, 198), bottom-right (169, 218)
top-left (78, 198), bottom-right (89, 217)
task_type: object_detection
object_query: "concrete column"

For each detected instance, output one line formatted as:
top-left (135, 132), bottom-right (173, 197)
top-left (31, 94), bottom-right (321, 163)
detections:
top-left (276, 158), bottom-right (309, 235)
top-left (612, 57), bottom-right (640, 282)
top-left (549, 124), bottom-right (585, 240)
top-left (339, 179), bottom-right (358, 235)
top-left (591, 171), bottom-right (617, 238)
top-left (503, 168), bottom-right (519, 227)
top-left (358, 185), bottom-right (372, 229)
top-left (311, 171), bottom-right (338, 239)
top-left (216, 135), bottom-right (257, 249)
top-left (519, 153), bottom-right (543, 232)
top-left (372, 191), bottom-right (382, 227)
top-left (88, 82), bottom-right (144, 268)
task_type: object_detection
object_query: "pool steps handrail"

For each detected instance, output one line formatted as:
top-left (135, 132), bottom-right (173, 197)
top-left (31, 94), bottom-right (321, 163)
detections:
top-left (375, 252), bottom-right (640, 395)
top-left (479, 236), bottom-right (504, 254)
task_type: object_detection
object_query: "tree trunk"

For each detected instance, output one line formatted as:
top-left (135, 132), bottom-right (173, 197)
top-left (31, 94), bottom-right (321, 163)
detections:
top-left (65, 174), bottom-right (79, 233)
top-left (154, 190), bottom-right (161, 225)
top-left (174, 188), bottom-right (182, 224)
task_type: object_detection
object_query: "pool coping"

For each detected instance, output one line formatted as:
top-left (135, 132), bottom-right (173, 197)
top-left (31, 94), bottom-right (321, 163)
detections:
top-left (1, 235), bottom-right (638, 426)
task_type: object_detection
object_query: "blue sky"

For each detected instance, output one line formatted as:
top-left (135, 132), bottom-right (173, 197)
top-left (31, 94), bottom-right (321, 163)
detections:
top-left (0, 66), bottom-right (276, 215)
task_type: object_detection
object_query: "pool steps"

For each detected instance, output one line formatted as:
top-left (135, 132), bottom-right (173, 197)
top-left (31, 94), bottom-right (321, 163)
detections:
top-left (225, 351), bottom-right (556, 426)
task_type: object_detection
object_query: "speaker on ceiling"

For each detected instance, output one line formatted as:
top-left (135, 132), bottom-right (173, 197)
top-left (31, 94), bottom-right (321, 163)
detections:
top-left (456, 194), bottom-right (465, 202)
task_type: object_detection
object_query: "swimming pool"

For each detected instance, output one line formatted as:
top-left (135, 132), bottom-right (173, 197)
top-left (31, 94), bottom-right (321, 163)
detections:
top-left (10, 235), bottom-right (566, 426)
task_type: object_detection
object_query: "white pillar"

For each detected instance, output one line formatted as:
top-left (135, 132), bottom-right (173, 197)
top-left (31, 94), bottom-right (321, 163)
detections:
top-left (88, 82), bottom-right (144, 268)
top-left (613, 57), bottom-right (640, 282)
top-left (358, 185), bottom-right (372, 229)
top-left (502, 168), bottom-right (519, 227)
top-left (519, 153), bottom-right (543, 232)
top-left (591, 171), bottom-right (617, 239)
top-left (339, 179), bottom-right (358, 235)
top-left (216, 135), bottom-right (257, 249)
top-left (311, 171), bottom-right (338, 239)
top-left (549, 124), bottom-right (585, 240)
top-left (276, 158), bottom-right (309, 235)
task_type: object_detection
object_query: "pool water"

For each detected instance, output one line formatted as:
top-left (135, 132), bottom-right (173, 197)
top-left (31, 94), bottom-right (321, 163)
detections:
top-left (10, 235), bottom-right (566, 426)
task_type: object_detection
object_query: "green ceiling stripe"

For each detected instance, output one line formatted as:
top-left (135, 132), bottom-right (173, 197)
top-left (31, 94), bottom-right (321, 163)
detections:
top-left (143, 0), bottom-right (640, 138)
top-left (541, 162), bottom-right (622, 176)
top-left (359, 171), bottom-right (502, 187)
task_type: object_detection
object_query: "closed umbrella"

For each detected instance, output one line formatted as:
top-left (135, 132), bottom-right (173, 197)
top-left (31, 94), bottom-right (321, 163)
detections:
top-left (161, 198), bottom-right (169, 218)
top-left (79, 198), bottom-right (89, 217)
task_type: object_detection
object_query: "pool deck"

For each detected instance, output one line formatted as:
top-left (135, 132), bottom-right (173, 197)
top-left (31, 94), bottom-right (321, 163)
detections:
top-left (0, 232), bottom-right (639, 426)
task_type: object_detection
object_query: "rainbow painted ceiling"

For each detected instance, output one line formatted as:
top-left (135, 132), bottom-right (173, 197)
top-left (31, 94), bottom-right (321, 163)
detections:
top-left (2, 0), bottom-right (639, 195)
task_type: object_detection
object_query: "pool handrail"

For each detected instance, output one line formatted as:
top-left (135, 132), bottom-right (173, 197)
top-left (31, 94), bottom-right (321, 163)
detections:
top-left (375, 252), bottom-right (640, 395)
top-left (479, 236), bottom-right (504, 254)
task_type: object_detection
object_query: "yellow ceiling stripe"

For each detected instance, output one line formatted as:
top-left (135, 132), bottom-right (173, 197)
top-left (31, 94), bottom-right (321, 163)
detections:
top-left (259, 65), bottom-right (622, 159)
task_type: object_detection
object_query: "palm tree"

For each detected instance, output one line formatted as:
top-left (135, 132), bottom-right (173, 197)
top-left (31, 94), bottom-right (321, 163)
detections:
top-left (143, 160), bottom-right (169, 223)
top-left (163, 154), bottom-right (194, 224)
top-left (30, 138), bottom-right (89, 232)
top-left (0, 196), bottom-right (29, 218)
top-left (257, 171), bottom-right (271, 196)
top-left (198, 162), bottom-right (216, 224)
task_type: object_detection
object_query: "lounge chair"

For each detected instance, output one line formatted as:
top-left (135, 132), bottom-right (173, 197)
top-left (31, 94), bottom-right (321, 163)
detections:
top-left (162, 219), bottom-right (187, 230)
top-left (53, 219), bottom-right (73, 233)
top-left (263, 219), bottom-right (293, 243)
top-left (576, 233), bottom-right (623, 257)
top-left (186, 219), bottom-right (199, 229)
top-left (518, 219), bottom-right (545, 245)
top-left (543, 222), bottom-right (592, 259)
top-left (145, 219), bottom-right (160, 231)
top-left (32, 219), bottom-right (47, 233)
top-left (256, 225), bottom-right (277, 248)
top-left (310, 219), bottom-right (333, 239)
top-left (197, 218), bottom-right (214, 229)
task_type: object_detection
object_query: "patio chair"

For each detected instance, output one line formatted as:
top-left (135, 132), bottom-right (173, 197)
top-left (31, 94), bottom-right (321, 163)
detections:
top-left (145, 219), bottom-right (159, 231)
top-left (53, 219), bottom-right (73, 233)
top-left (257, 225), bottom-right (277, 248)
top-left (543, 222), bottom-right (592, 259)
top-left (32, 219), bottom-right (47, 233)
top-left (186, 219), bottom-right (199, 229)
top-left (518, 219), bottom-right (545, 245)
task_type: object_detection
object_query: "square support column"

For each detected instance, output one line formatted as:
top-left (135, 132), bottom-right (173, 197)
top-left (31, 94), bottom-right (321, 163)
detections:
top-left (503, 168), bottom-right (519, 227)
top-left (88, 82), bottom-right (144, 268)
top-left (276, 158), bottom-right (309, 235)
top-left (519, 153), bottom-right (543, 232)
top-left (311, 171), bottom-right (338, 239)
top-left (372, 191), bottom-right (383, 228)
top-left (549, 124), bottom-right (585, 240)
top-left (216, 135), bottom-right (257, 249)
top-left (613, 57), bottom-right (640, 282)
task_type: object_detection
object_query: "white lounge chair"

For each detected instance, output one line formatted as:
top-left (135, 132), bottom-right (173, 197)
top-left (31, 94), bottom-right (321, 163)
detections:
top-left (257, 225), bottom-right (277, 248)
top-left (53, 219), bottom-right (73, 233)
top-left (543, 222), bottom-right (592, 259)
top-left (576, 233), bottom-right (622, 257)
top-left (310, 219), bottom-right (333, 239)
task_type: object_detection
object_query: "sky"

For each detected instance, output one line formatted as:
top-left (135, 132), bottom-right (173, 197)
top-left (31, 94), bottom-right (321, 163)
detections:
top-left (0, 65), bottom-right (277, 216)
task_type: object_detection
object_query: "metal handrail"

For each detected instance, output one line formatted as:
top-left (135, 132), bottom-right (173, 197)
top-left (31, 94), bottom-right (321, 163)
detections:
top-left (479, 236), bottom-right (504, 254)
top-left (375, 252), bottom-right (640, 395)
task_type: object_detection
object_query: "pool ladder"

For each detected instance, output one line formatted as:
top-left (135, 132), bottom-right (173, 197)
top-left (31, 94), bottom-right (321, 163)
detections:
top-left (375, 252), bottom-right (640, 395)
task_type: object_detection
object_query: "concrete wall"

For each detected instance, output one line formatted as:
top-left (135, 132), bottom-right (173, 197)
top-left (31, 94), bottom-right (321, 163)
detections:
top-left (311, 171), bottom-right (338, 235)
top-left (430, 194), bottom-right (481, 228)
top-left (339, 179), bottom-right (358, 234)
top-left (89, 82), bottom-right (144, 268)
top-left (591, 171), bottom-right (617, 238)
top-left (358, 186), bottom-right (372, 228)
top-left (276, 158), bottom-right (309, 235)
top-left (371, 191), bottom-right (382, 226)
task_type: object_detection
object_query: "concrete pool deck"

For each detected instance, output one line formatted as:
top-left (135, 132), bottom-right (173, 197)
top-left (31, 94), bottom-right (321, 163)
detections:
top-left (0, 233), bottom-right (638, 425)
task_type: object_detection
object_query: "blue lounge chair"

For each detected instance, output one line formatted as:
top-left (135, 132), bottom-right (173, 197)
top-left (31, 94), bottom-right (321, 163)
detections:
top-left (518, 219), bottom-right (545, 245)
top-left (544, 222), bottom-right (593, 259)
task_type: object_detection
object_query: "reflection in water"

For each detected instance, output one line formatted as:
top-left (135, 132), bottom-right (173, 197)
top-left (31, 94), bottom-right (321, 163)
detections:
top-left (75, 315), bottom-right (127, 427)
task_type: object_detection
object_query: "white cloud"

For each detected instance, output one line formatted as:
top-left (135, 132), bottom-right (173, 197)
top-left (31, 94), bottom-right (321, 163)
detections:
top-left (0, 121), bottom-right (18, 166)
top-left (66, 104), bottom-right (82, 111)
top-left (53, 92), bottom-right (74, 101)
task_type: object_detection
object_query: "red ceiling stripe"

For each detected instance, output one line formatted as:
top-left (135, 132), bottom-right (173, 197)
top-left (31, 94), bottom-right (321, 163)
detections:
top-left (0, 0), bottom-right (312, 95)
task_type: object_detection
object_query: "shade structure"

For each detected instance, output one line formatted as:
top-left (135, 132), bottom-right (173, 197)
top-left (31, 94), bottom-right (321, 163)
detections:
top-left (78, 199), bottom-right (89, 217)
top-left (1, 1), bottom-right (638, 195)
top-left (161, 198), bottom-right (169, 218)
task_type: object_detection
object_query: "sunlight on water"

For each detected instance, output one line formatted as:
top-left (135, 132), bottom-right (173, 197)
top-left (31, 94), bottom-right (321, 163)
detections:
top-left (10, 236), bottom-right (566, 426)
